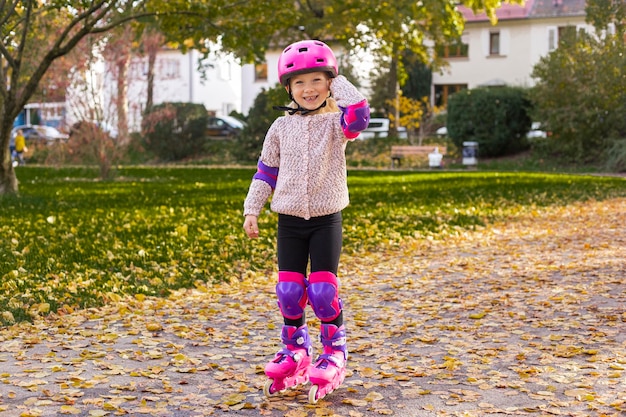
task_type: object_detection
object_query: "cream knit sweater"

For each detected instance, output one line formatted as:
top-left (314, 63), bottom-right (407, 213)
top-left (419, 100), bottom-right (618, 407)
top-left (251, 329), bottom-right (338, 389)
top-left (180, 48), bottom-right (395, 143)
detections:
top-left (243, 75), bottom-right (367, 220)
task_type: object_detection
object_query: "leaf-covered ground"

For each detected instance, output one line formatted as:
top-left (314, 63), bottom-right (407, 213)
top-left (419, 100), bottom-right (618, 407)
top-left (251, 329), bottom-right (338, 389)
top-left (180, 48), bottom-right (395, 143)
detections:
top-left (0, 197), bottom-right (623, 417)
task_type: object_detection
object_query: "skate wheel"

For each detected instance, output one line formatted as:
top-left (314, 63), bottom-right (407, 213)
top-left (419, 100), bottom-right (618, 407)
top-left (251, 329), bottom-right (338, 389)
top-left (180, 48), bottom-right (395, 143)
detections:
top-left (308, 384), bottom-right (319, 404)
top-left (263, 379), bottom-right (274, 397)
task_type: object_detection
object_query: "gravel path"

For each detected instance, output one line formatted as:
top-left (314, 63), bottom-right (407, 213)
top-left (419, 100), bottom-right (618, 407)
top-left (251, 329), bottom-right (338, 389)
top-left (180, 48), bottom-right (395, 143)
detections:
top-left (1, 198), bottom-right (624, 417)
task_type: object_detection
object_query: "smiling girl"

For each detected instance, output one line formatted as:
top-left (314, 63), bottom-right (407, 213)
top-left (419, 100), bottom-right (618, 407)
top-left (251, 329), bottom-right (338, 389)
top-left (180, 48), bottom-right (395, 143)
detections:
top-left (243, 39), bottom-right (370, 403)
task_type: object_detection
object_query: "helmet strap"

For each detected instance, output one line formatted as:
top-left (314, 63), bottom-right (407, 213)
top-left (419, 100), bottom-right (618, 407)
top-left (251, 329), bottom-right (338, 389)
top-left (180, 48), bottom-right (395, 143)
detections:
top-left (273, 90), bottom-right (330, 115)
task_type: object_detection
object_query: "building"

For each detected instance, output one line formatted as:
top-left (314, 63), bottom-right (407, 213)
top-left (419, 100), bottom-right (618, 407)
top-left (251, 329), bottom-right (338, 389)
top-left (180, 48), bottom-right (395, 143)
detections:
top-left (106, 48), bottom-right (242, 133)
top-left (432, 0), bottom-right (589, 107)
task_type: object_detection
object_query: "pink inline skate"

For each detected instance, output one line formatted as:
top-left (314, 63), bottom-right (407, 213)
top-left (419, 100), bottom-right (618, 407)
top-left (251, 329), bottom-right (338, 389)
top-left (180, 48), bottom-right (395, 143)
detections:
top-left (308, 324), bottom-right (347, 403)
top-left (264, 325), bottom-right (313, 396)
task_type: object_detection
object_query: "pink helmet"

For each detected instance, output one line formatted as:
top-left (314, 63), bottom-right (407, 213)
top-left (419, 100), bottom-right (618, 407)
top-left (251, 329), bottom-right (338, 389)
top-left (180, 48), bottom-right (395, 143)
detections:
top-left (278, 40), bottom-right (338, 86)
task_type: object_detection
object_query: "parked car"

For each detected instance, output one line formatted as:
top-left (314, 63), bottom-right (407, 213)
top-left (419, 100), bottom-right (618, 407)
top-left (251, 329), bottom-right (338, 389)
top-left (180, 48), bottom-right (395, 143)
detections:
top-left (436, 126), bottom-right (448, 137)
top-left (206, 116), bottom-right (246, 138)
top-left (11, 124), bottom-right (69, 144)
top-left (526, 122), bottom-right (547, 139)
top-left (358, 118), bottom-right (407, 140)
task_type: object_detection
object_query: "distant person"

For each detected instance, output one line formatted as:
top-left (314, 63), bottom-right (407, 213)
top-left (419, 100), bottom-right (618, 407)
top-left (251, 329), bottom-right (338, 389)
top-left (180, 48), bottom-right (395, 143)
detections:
top-left (14, 129), bottom-right (26, 166)
top-left (243, 39), bottom-right (370, 404)
top-left (9, 133), bottom-right (16, 160)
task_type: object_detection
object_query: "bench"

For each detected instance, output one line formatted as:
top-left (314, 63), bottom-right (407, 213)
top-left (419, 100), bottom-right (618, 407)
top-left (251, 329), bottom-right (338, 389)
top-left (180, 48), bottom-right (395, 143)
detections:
top-left (390, 146), bottom-right (446, 168)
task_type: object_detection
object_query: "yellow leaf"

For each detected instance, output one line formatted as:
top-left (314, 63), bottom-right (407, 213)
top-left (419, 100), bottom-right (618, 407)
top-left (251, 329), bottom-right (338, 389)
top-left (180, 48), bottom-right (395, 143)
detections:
top-left (59, 405), bottom-right (81, 415)
top-left (221, 393), bottom-right (245, 406)
top-left (342, 398), bottom-right (368, 407)
top-left (364, 391), bottom-right (384, 402)
top-left (146, 322), bottom-right (163, 332)
top-left (469, 312), bottom-right (486, 319)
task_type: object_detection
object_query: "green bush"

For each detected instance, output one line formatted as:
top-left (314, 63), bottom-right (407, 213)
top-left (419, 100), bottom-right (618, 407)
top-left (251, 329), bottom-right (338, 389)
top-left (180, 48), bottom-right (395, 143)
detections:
top-left (530, 32), bottom-right (626, 164)
top-left (142, 102), bottom-right (208, 161)
top-left (606, 139), bottom-right (626, 172)
top-left (447, 87), bottom-right (532, 158)
top-left (231, 84), bottom-right (285, 163)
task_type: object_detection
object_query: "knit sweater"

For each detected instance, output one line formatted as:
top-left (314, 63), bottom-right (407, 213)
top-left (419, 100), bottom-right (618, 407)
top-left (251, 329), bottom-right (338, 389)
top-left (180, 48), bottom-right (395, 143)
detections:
top-left (243, 75), bottom-right (368, 220)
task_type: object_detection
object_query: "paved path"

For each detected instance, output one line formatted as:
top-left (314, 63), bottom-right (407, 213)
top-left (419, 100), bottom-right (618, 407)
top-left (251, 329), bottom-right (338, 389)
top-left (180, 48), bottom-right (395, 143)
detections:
top-left (1, 198), bottom-right (624, 416)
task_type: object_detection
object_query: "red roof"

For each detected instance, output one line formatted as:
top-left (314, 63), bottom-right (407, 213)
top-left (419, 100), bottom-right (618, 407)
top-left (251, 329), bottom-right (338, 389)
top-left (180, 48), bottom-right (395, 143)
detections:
top-left (459, 0), bottom-right (535, 22)
top-left (459, 0), bottom-right (587, 22)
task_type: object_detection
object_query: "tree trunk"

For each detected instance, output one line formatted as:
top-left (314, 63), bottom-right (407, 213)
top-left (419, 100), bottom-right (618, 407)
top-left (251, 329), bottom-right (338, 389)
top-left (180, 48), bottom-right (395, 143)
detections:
top-left (116, 56), bottom-right (130, 145)
top-left (388, 52), bottom-right (399, 138)
top-left (1, 100), bottom-right (20, 194)
top-left (143, 29), bottom-right (164, 113)
top-left (0, 145), bottom-right (18, 194)
top-left (146, 45), bottom-right (156, 112)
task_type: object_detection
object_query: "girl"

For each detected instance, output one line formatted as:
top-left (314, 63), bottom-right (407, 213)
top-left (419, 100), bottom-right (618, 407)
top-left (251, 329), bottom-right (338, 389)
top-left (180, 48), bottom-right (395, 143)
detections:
top-left (243, 39), bottom-right (369, 403)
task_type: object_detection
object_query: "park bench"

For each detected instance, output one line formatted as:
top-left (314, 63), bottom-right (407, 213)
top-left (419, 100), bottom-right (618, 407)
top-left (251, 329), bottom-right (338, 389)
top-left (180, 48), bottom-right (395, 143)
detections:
top-left (390, 145), bottom-right (446, 168)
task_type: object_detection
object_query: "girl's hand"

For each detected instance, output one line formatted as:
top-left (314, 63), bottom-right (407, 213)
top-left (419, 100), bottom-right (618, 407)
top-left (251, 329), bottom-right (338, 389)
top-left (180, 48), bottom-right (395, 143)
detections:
top-left (243, 215), bottom-right (259, 238)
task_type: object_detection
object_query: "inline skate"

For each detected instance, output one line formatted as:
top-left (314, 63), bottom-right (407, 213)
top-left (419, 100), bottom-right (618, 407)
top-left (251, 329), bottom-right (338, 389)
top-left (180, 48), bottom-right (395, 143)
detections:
top-left (308, 324), bottom-right (347, 404)
top-left (263, 325), bottom-right (313, 396)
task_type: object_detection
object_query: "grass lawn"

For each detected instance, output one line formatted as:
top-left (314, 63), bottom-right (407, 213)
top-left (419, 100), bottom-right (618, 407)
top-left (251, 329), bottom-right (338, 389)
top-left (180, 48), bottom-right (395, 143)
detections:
top-left (1, 166), bottom-right (624, 325)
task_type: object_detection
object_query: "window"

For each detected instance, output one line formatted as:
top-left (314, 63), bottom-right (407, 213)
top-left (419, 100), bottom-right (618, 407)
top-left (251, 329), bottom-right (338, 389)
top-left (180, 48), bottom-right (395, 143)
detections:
top-left (548, 25), bottom-right (578, 51)
top-left (434, 84), bottom-right (467, 107)
top-left (436, 41), bottom-right (469, 58)
top-left (489, 32), bottom-right (500, 55)
top-left (255, 63), bottom-right (267, 81)
top-left (161, 59), bottom-right (180, 79)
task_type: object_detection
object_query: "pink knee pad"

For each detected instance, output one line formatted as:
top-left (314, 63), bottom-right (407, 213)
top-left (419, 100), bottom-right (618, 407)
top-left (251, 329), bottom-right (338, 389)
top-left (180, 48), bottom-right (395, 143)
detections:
top-left (307, 271), bottom-right (342, 321)
top-left (276, 271), bottom-right (308, 320)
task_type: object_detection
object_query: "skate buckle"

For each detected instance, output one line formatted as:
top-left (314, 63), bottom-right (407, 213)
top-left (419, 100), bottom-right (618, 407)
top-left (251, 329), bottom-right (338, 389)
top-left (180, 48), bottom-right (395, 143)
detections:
top-left (331, 337), bottom-right (346, 347)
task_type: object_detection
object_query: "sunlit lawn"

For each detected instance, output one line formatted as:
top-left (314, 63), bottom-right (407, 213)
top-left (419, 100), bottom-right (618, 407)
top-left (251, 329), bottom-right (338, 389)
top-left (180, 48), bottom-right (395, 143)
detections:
top-left (1, 166), bottom-right (624, 324)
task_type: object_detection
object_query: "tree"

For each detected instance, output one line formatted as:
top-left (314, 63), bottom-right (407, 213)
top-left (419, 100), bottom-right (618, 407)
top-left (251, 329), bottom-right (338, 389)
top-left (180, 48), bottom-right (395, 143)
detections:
top-left (0, 1), bottom-right (291, 195)
top-left (1, 0), bottom-right (516, 195)
top-left (530, 9), bottom-right (626, 163)
top-left (1, 2), bottom-right (138, 194)
top-left (585, 0), bottom-right (626, 41)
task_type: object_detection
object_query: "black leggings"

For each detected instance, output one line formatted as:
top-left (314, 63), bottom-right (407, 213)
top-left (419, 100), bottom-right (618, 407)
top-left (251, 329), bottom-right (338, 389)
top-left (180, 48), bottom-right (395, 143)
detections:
top-left (277, 212), bottom-right (343, 275)
top-left (277, 212), bottom-right (343, 327)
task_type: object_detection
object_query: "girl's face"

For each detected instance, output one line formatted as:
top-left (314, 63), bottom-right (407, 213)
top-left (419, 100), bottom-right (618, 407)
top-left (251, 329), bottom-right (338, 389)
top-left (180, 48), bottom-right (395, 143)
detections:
top-left (288, 71), bottom-right (331, 111)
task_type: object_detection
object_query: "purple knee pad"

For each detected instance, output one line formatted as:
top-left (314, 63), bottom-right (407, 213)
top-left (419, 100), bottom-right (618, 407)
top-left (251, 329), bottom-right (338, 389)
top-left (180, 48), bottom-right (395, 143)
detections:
top-left (307, 271), bottom-right (342, 321)
top-left (276, 271), bottom-right (307, 320)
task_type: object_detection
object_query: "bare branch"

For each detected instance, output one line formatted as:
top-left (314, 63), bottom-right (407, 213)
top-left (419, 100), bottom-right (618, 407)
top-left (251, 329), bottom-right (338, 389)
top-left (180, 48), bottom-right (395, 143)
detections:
top-left (0, 0), bottom-right (21, 29)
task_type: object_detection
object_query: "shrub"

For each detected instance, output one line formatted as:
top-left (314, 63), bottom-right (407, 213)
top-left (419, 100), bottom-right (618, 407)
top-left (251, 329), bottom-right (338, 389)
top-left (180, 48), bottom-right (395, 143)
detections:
top-left (606, 139), bottom-right (626, 172)
top-left (142, 102), bottom-right (208, 161)
top-left (530, 32), bottom-right (626, 164)
top-left (447, 87), bottom-right (532, 158)
top-left (231, 84), bottom-right (285, 163)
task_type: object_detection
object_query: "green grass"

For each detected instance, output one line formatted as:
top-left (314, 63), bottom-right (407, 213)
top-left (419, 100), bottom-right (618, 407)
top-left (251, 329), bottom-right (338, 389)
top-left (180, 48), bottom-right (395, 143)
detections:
top-left (1, 166), bottom-right (624, 325)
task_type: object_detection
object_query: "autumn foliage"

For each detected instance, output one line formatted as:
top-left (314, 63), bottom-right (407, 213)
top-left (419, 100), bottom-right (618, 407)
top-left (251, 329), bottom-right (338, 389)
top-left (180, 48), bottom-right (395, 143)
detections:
top-left (1, 166), bottom-right (625, 326)
top-left (0, 167), bottom-right (623, 416)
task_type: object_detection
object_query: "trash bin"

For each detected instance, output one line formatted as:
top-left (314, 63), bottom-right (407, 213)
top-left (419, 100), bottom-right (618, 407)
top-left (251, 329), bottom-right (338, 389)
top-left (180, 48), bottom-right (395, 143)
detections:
top-left (462, 141), bottom-right (478, 166)
top-left (428, 147), bottom-right (443, 168)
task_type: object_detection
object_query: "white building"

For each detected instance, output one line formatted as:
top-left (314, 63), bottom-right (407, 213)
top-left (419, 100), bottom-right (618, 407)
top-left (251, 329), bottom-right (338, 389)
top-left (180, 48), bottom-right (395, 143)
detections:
top-left (119, 48), bottom-right (242, 132)
top-left (432, 0), bottom-right (588, 106)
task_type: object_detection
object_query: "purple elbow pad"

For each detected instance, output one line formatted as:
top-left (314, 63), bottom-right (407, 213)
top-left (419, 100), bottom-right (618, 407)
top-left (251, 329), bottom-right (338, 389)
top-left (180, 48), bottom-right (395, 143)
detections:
top-left (340, 100), bottom-right (370, 139)
top-left (252, 160), bottom-right (278, 189)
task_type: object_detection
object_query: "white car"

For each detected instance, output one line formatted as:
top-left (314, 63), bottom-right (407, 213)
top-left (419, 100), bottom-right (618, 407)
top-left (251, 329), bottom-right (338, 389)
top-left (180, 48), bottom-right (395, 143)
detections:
top-left (358, 118), bottom-right (407, 139)
top-left (526, 122), bottom-right (547, 139)
top-left (436, 126), bottom-right (448, 137)
top-left (11, 124), bottom-right (69, 144)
